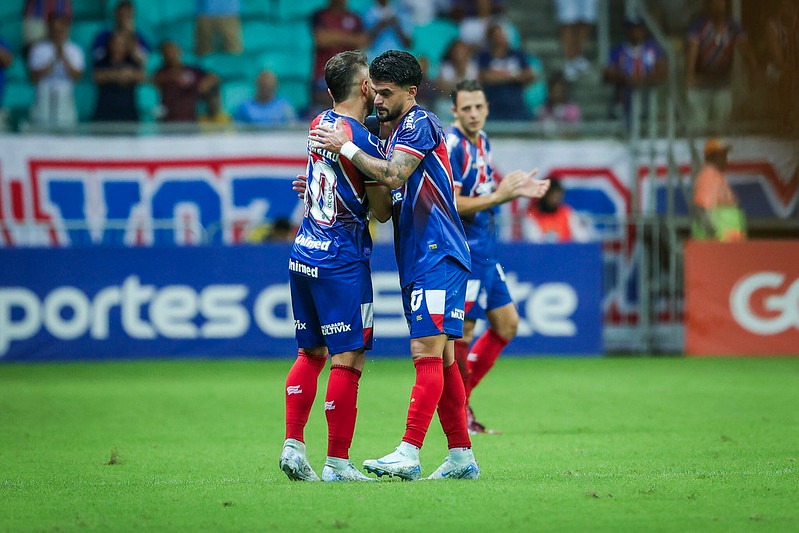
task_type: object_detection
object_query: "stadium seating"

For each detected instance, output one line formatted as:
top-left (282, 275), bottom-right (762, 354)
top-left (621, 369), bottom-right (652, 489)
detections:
top-left (220, 80), bottom-right (252, 115)
top-left (70, 20), bottom-right (106, 54)
top-left (74, 81), bottom-right (97, 121)
top-left (158, 0), bottom-right (196, 25)
top-left (273, 0), bottom-right (327, 22)
top-left (72, 0), bottom-right (105, 21)
top-left (200, 52), bottom-right (254, 82)
top-left (136, 83), bottom-right (161, 122)
top-left (410, 18), bottom-right (459, 75)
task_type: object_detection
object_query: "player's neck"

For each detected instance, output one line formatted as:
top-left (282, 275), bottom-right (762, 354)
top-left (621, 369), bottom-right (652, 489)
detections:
top-left (333, 100), bottom-right (367, 123)
top-left (455, 122), bottom-right (479, 144)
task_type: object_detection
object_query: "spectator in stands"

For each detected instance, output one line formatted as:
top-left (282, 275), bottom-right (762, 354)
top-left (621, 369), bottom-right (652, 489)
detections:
top-left (310, 0), bottom-right (368, 115)
top-left (522, 178), bottom-right (594, 242)
top-left (434, 39), bottom-right (478, 115)
top-left (603, 17), bottom-right (666, 126)
top-left (536, 71), bottom-right (581, 135)
top-left (28, 14), bottom-right (84, 128)
top-left (765, 0), bottom-right (799, 133)
top-left (0, 35), bottom-right (12, 129)
top-left (23, 0), bottom-right (73, 57)
top-left (199, 86), bottom-right (232, 129)
top-left (455, 0), bottom-right (517, 50)
top-left (691, 138), bottom-right (745, 242)
top-left (400, 0), bottom-right (452, 27)
top-left (684, 0), bottom-right (759, 134)
top-left (195, 0), bottom-right (243, 56)
top-left (233, 70), bottom-right (296, 126)
top-left (553, 0), bottom-right (597, 81)
top-left (476, 22), bottom-right (536, 121)
top-left (91, 1), bottom-right (151, 66)
top-left (364, 0), bottom-right (413, 61)
top-left (153, 40), bottom-right (218, 122)
top-left (92, 31), bottom-right (144, 122)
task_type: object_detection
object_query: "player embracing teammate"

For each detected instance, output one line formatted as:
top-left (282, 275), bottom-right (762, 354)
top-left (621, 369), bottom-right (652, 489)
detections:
top-left (310, 50), bottom-right (479, 480)
top-left (280, 50), bottom-right (392, 482)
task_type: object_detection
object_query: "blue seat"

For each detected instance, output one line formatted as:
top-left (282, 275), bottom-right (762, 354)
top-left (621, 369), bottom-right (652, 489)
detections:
top-left (240, 0), bottom-right (270, 21)
top-left (3, 82), bottom-right (36, 111)
top-left (277, 78), bottom-right (309, 114)
top-left (73, 0), bottom-right (105, 21)
top-left (253, 49), bottom-right (312, 80)
top-left (136, 83), bottom-right (162, 122)
top-left (200, 53), bottom-right (252, 82)
top-left (4, 56), bottom-right (27, 83)
top-left (74, 81), bottom-right (96, 121)
top-left (70, 20), bottom-right (107, 54)
top-left (159, 0), bottom-right (196, 24)
top-left (273, 0), bottom-right (327, 21)
top-left (221, 80), bottom-right (253, 115)
top-left (156, 17), bottom-right (195, 53)
top-left (411, 18), bottom-right (459, 67)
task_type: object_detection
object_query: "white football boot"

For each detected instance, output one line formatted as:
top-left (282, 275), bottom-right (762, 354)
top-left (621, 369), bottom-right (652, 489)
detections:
top-left (426, 448), bottom-right (480, 480)
top-left (362, 442), bottom-right (422, 481)
top-left (279, 438), bottom-right (320, 481)
top-left (322, 458), bottom-right (376, 482)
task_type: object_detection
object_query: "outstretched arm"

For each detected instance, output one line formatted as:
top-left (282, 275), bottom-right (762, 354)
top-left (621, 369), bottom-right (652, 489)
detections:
top-left (309, 121), bottom-right (421, 190)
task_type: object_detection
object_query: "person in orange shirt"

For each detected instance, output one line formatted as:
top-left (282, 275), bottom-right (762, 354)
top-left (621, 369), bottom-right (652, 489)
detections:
top-left (691, 138), bottom-right (746, 242)
top-left (522, 178), bottom-right (594, 242)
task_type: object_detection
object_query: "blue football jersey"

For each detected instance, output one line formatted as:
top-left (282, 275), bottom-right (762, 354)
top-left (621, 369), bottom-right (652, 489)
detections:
top-left (445, 125), bottom-right (498, 265)
top-left (386, 105), bottom-right (471, 288)
top-left (291, 111), bottom-right (385, 269)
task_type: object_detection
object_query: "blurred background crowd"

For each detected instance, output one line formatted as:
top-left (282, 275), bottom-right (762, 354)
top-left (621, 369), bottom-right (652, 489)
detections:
top-left (0, 0), bottom-right (796, 136)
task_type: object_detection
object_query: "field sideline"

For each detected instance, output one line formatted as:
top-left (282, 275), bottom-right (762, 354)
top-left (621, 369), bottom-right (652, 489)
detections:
top-left (1, 356), bottom-right (797, 532)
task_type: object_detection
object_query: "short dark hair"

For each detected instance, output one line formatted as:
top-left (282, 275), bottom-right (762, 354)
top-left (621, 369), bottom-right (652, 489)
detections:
top-left (369, 50), bottom-right (422, 88)
top-left (325, 50), bottom-right (369, 103)
top-left (450, 79), bottom-right (484, 104)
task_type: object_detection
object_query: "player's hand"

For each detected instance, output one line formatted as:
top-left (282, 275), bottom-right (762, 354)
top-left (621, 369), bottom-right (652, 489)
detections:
top-left (292, 174), bottom-right (307, 199)
top-left (517, 170), bottom-right (550, 199)
top-left (308, 119), bottom-right (350, 154)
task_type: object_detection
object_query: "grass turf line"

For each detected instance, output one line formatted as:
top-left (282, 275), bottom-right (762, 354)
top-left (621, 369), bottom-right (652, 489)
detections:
top-left (1, 356), bottom-right (797, 532)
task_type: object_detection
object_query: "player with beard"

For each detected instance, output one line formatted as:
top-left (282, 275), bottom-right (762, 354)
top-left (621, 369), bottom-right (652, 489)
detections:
top-left (310, 50), bottom-right (479, 480)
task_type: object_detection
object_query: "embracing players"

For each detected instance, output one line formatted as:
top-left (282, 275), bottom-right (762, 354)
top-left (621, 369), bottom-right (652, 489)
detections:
top-left (310, 50), bottom-right (479, 480)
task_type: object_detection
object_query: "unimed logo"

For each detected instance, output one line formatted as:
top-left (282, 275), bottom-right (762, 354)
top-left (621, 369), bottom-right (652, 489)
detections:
top-left (730, 272), bottom-right (799, 335)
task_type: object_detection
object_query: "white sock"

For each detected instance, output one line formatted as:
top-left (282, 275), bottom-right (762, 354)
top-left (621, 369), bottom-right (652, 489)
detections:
top-left (398, 441), bottom-right (420, 460)
top-left (448, 447), bottom-right (474, 463)
top-left (325, 456), bottom-right (349, 468)
top-left (284, 438), bottom-right (306, 453)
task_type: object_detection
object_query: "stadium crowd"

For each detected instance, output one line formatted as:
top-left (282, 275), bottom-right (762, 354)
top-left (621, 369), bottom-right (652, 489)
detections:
top-left (0, 0), bottom-right (795, 135)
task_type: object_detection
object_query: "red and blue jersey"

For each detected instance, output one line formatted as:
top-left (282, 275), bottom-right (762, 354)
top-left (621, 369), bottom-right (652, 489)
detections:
top-left (291, 111), bottom-right (384, 270)
top-left (445, 125), bottom-right (498, 266)
top-left (687, 16), bottom-right (744, 85)
top-left (387, 106), bottom-right (470, 288)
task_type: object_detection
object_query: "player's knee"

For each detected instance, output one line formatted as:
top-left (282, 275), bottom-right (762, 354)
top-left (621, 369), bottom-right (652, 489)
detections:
top-left (494, 315), bottom-right (519, 341)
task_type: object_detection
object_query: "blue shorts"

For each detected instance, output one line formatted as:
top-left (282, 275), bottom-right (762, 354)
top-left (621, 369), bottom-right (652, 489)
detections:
top-left (402, 257), bottom-right (468, 339)
top-left (289, 260), bottom-right (374, 354)
top-left (465, 261), bottom-right (514, 321)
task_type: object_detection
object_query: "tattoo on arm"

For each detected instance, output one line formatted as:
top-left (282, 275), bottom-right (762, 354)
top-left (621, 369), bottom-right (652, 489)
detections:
top-left (352, 149), bottom-right (421, 190)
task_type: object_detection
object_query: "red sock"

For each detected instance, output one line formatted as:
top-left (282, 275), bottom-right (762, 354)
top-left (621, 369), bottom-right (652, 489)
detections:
top-left (437, 362), bottom-right (472, 449)
top-left (454, 340), bottom-right (471, 389)
top-left (285, 350), bottom-right (326, 442)
top-left (325, 364), bottom-right (362, 460)
top-left (467, 329), bottom-right (509, 400)
top-left (402, 357), bottom-right (444, 448)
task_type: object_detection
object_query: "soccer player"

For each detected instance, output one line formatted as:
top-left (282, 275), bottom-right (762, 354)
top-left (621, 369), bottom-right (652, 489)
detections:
top-left (310, 50), bottom-right (479, 480)
top-left (280, 50), bottom-right (392, 482)
top-left (445, 80), bottom-right (550, 434)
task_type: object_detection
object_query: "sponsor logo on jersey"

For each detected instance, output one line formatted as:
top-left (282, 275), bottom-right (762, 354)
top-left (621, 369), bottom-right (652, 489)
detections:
top-left (294, 234), bottom-right (332, 251)
top-left (288, 258), bottom-right (319, 278)
top-left (320, 321), bottom-right (352, 336)
top-left (450, 308), bottom-right (464, 320)
top-left (294, 320), bottom-right (307, 330)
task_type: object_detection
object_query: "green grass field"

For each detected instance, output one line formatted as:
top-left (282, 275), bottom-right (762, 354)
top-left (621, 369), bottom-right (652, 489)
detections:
top-left (1, 356), bottom-right (797, 532)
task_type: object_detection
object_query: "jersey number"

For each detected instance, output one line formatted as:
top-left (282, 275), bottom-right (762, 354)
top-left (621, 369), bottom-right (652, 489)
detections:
top-left (309, 160), bottom-right (337, 226)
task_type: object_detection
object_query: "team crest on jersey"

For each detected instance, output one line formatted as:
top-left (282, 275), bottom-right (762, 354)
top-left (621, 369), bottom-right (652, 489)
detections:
top-left (403, 112), bottom-right (417, 131)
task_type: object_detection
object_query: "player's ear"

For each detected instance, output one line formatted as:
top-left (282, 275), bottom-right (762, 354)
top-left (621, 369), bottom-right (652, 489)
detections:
top-left (408, 85), bottom-right (418, 99)
top-left (327, 88), bottom-right (334, 103)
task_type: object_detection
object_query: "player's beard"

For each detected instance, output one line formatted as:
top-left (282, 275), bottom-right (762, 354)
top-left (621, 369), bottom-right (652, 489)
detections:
top-left (376, 103), bottom-right (402, 123)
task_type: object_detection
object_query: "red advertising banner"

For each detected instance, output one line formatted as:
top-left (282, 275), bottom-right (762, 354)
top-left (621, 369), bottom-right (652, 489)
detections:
top-left (685, 240), bottom-right (799, 356)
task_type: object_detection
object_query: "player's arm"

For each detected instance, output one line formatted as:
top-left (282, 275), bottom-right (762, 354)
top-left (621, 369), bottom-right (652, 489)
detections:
top-left (456, 170), bottom-right (548, 216)
top-left (309, 123), bottom-right (420, 190)
top-left (365, 185), bottom-right (392, 223)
